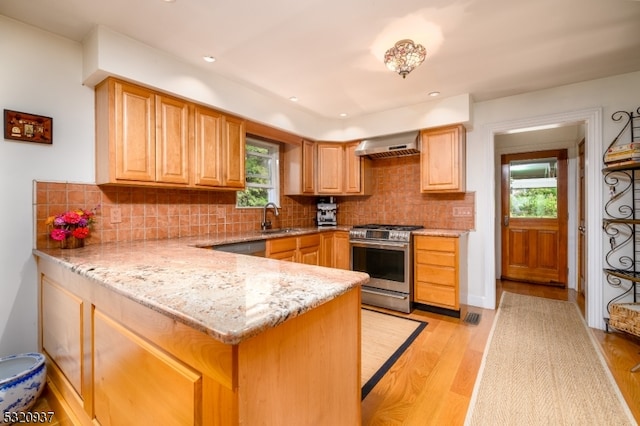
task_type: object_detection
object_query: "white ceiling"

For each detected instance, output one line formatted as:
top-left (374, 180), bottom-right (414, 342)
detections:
top-left (1, 0), bottom-right (640, 120)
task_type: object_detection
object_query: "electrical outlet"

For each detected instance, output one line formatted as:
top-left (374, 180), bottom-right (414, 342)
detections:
top-left (110, 207), bottom-right (122, 224)
top-left (453, 206), bottom-right (473, 217)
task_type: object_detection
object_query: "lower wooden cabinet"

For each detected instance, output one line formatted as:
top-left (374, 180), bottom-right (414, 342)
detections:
top-left (333, 231), bottom-right (351, 270)
top-left (266, 234), bottom-right (321, 265)
top-left (414, 234), bottom-right (468, 315)
top-left (36, 254), bottom-right (360, 425)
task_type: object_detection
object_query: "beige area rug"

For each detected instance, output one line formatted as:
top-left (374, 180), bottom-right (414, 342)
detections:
top-left (465, 292), bottom-right (637, 426)
top-left (361, 309), bottom-right (427, 399)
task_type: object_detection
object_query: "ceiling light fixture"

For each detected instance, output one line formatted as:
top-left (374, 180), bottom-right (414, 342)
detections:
top-left (428, 91), bottom-right (440, 97)
top-left (203, 55), bottom-right (216, 63)
top-left (289, 96), bottom-right (298, 102)
top-left (384, 39), bottom-right (426, 79)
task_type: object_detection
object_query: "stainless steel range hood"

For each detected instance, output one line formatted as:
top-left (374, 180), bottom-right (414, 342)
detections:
top-left (354, 131), bottom-right (420, 159)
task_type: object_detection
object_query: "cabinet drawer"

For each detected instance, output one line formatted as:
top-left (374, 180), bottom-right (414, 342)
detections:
top-left (415, 264), bottom-right (456, 286)
top-left (267, 237), bottom-right (297, 254)
top-left (299, 233), bottom-right (321, 249)
top-left (414, 282), bottom-right (457, 309)
top-left (415, 250), bottom-right (455, 267)
top-left (415, 236), bottom-right (456, 252)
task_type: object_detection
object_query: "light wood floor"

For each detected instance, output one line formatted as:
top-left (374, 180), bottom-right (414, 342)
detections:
top-left (362, 280), bottom-right (640, 425)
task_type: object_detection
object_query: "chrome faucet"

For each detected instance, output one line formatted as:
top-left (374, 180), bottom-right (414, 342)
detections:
top-left (261, 202), bottom-right (280, 230)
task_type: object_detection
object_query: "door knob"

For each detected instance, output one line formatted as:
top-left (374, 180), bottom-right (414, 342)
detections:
top-left (503, 215), bottom-right (509, 226)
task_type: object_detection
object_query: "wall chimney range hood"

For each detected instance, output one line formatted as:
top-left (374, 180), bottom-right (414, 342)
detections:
top-left (354, 131), bottom-right (420, 159)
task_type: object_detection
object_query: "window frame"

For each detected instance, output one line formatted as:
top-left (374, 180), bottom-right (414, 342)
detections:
top-left (236, 137), bottom-right (280, 208)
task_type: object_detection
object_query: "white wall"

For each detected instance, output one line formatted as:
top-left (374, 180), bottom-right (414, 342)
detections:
top-left (1, 16), bottom-right (639, 355)
top-left (466, 71), bottom-right (640, 329)
top-left (0, 16), bottom-right (94, 356)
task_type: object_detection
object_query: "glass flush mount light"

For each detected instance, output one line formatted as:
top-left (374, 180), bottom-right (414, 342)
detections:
top-left (384, 39), bottom-right (426, 79)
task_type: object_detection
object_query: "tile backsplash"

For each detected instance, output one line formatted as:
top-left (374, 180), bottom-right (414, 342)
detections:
top-left (35, 153), bottom-right (474, 249)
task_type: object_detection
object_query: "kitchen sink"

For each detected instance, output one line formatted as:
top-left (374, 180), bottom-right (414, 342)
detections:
top-left (260, 227), bottom-right (302, 235)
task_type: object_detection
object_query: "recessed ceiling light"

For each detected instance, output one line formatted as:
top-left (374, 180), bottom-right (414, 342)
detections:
top-left (163, 0), bottom-right (176, 3)
top-left (203, 56), bottom-right (216, 63)
top-left (289, 96), bottom-right (298, 102)
top-left (428, 91), bottom-right (440, 97)
top-left (339, 113), bottom-right (348, 118)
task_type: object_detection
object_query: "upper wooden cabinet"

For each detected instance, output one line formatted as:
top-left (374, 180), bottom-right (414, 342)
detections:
top-left (420, 124), bottom-right (466, 193)
top-left (286, 141), bottom-right (371, 196)
top-left (96, 77), bottom-right (245, 190)
top-left (284, 140), bottom-right (316, 195)
top-left (193, 107), bottom-right (246, 189)
top-left (317, 143), bottom-right (344, 194)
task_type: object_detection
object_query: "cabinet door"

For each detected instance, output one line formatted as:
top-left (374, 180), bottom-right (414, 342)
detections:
top-left (156, 95), bottom-right (190, 185)
top-left (193, 106), bottom-right (223, 187)
top-left (284, 140), bottom-right (316, 195)
top-left (222, 116), bottom-right (245, 188)
top-left (317, 143), bottom-right (344, 194)
top-left (420, 125), bottom-right (466, 192)
top-left (333, 231), bottom-right (351, 270)
top-left (320, 232), bottom-right (335, 267)
top-left (114, 80), bottom-right (156, 182)
top-left (299, 245), bottom-right (320, 265)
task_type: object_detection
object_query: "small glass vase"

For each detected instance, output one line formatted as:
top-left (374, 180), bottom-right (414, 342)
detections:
top-left (60, 236), bottom-right (85, 249)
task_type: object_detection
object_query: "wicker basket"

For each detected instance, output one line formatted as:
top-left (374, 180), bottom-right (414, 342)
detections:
top-left (609, 303), bottom-right (640, 337)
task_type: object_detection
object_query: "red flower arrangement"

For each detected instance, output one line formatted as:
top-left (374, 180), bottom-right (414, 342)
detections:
top-left (46, 208), bottom-right (97, 242)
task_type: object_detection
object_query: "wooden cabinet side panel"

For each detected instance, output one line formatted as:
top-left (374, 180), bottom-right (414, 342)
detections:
top-left (93, 310), bottom-right (202, 426)
top-left (41, 277), bottom-right (84, 396)
top-left (114, 80), bottom-right (156, 182)
top-left (238, 288), bottom-right (361, 425)
top-left (302, 140), bottom-right (316, 194)
top-left (155, 95), bottom-right (190, 185)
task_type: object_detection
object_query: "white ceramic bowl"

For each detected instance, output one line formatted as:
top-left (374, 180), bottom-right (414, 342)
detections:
top-left (0, 353), bottom-right (46, 416)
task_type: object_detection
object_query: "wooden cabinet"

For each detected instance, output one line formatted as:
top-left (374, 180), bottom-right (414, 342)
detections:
top-left (96, 77), bottom-right (245, 190)
top-left (36, 255), bottom-right (360, 425)
top-left (317, 143), bottom-right (344, 194)
top-left (285, 141), bottom-right (371, 195)
top-left (414, 234), bottom-right (468, 315)
top-left (266, 234), bottom-right (321, 265)
top-left (193, 106), bottom-right (246, 189)
top-left (284, 140), bottom-right (316, 195)
top-left (333, 231), bottom-right (351, 270)
top-left (420, 124), bottom-right (466, 192)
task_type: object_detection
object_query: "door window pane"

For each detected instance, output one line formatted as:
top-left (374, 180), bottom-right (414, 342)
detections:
top-left (509, 158), bottom-right (558, 218)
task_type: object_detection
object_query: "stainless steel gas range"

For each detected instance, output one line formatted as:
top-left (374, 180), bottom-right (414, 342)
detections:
top-left (349, 224), bottom-right (423, 313)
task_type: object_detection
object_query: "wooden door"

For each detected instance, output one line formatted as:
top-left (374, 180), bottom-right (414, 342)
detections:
top-left (222, 116), bottom-right (246, 188)
top-left (501, 149), bottom-right (568, 285)
top-left (333, 231), bottom-right (351, 270)
top-left (114, 80), bottom-right (155, 182)
top-left (317, 142), bottom-right (344, 194)
top-left (193, 106), bottom-right (223, 187)
top-left (578, 139), bottom-right (586, 294)
top-left (155, 95), bottom-right (190, 185)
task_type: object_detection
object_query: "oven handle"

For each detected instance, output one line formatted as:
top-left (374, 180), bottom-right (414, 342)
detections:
top-left (361, 288), bottom-right (408, 300)
top-left (350, 240), bottom-right (408, 251)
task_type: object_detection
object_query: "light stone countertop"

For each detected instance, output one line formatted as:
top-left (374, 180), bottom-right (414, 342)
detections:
top-left (412, 229), bottom-right (470, 237)
top-left (33, 228), bottom-right (367, 346)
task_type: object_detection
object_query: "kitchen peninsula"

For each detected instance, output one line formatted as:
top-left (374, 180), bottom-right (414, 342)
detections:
top-left (34, 235), bottom-right (368, 425)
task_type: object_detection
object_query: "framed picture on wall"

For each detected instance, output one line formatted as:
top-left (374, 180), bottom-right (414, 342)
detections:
top-left (4, 109), bottom-right (52, 144)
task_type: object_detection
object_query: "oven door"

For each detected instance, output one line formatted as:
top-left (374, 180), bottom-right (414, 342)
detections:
top-left (350, 240), bottom-right (410, 293)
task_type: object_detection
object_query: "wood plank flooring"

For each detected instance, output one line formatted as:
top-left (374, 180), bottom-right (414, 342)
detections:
top-left (362, 280), bottom-right (640, 425)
